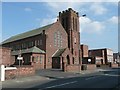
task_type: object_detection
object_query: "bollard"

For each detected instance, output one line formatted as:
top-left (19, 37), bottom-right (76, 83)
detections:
top-left (1, 65), bottom-right (5, 81)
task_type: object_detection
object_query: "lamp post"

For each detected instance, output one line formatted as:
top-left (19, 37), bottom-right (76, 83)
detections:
top-left (79, 14), bottom-right (86, 65)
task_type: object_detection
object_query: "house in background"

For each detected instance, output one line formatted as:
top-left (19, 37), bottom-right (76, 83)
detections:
top-left (80, 44), bottom-right (95, 64)
top-left (80, 44), bottom-right (114, 66)
top-left (89, 48), bottom-right (113, 65)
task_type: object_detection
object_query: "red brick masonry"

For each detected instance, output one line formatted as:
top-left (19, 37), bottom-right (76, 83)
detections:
top-left (111, 64), bottom-right (118, 68)
top-left (86, 64), bottom-right (96, 70)
top-left (66, 64), bottom-right (81, 73)
top-left (5, 66), bottom-right (35, 80)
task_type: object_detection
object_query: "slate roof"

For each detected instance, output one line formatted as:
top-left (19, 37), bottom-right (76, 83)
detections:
top-left (52, 48), bottom-right (66, 57)
top-left (11, 46), bottom-right (45, 55)
top-left (2, 23), bottom-right (54, 44)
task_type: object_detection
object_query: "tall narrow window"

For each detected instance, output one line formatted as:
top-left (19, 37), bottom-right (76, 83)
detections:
top-left (37, 40), bottom-right (40, 46)
top-left (35, 40), bottom-right (37, 46)
top-left (75, 18), bottom-right (77, 31)
top-left (31, 41), bottom-right (34, 46)
top-left (54, 32), bottom-right (57, 46)
top-left (57, 31), bottom-right (60, 47)
top-left (72, 57), bottom-right (75, 64)
top-left (36, 56), bottom-right (39, 63)
top-left (73, 17), bottom-right (74, 30)
top-left (66, 17), bottom-right (68, 32)
top-left (22, 44), bottom-right (24, 49)
top-left (60, 34), bottom-right (62, 47)
top-left (62, 18), bottom-right (65, 29)
top-left (40, 40), bottom-right (42, 45)
top-left (28, 42), bottom-right (31, 47)
top-left (40, 55), bottom-right (42, 64)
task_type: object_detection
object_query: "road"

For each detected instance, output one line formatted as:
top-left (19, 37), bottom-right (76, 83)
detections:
top-left (26, 68), bottom-right (120, 90)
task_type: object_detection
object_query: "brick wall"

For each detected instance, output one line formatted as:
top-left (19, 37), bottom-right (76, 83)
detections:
top-left (81, 44), bottom-right (88, 57)
top-left (5, 66), bottom-right (35, 80)
top-left (65, 64), bottom-right (81, 73)
top-left (31, 53), bottom-right (45, 70)
top-left (0, 47), bottom-right (14, 66)
top-left (111, 64), bottom-right (118, 68)
top-left (86, 64), bottom-right (96, 70)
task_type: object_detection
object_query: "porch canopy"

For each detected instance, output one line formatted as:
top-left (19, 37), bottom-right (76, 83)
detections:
top-left (11, 46), bottom-right (45, 55)
top-left (52, 48), bottom-right (66, 57)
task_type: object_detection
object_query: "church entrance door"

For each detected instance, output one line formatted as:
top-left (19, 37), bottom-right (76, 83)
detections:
top-left (52, 57), bottom-right (60, 69)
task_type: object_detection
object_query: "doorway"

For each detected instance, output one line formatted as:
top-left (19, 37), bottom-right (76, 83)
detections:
top-left (52, 57), bottom-right (60, 69)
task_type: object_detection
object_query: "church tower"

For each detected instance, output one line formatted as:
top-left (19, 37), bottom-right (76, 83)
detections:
top-left (59, 8), bottom-right (80, 64)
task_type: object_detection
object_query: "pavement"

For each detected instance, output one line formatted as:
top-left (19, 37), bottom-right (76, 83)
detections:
top-left (1, 68), bottom-right (113, 89)
top-left (35, 68), bottom-right (104, 79)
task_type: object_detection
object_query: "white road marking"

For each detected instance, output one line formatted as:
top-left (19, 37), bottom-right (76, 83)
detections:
top-left (45, 81), bottom-right (77, 88)
top-left (16, 81), bottom-right (24, 83)
top-left (104, 74), bottom-right (120, 77)
top-left (85, 76), bottom-right (102, 80)
top-left (58, 77), bottom-right (64, 78)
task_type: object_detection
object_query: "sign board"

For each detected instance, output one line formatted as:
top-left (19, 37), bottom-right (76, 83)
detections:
top-left (17, 57), bottom-right (23, 60)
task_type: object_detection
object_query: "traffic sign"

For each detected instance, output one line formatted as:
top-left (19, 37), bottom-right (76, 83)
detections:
top-left (17, 57), bottom-right (23, 60)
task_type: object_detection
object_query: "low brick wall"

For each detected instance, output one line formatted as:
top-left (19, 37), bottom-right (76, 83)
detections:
top-left (111, 64), bottom-right (118, 68)
top-left (5, 66), bottom-right (35, 80)
top-left (66, 64), bottom-right (81, 73)
top-left (86, 64), bottom-right (96, 70)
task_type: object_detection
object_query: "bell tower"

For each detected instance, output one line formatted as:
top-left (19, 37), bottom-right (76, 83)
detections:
top-left (59, 8), bottom-right (80, 64)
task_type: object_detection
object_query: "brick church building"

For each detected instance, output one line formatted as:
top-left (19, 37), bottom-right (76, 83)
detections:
top-left (2, 8), bottom-right (81, 70)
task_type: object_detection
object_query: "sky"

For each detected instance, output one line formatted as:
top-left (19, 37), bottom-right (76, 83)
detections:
top-left (1, 1), bottom-right (119, 52)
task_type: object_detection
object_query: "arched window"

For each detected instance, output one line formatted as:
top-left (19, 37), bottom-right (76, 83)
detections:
top-left (67, 55), bottom-right (70, 65)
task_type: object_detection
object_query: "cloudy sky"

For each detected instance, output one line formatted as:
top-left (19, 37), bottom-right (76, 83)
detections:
top-left (2, 1), bottom-right (118, 52)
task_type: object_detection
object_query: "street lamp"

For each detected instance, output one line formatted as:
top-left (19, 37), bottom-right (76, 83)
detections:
top-left (88, 59), bottom-right (91, 64)
top-left (79, 14), bottom-right (86, 64)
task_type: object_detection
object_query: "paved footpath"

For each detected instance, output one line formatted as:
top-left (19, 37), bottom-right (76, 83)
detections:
top-left (1, 69), bottom-right (108, 89)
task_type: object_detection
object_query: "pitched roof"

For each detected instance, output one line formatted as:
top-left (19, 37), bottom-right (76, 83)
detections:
top-left (11, 46), bottom-right (45, 55)
top-left (2, 23), bottom-right (54, 44)
top-left (52, 48), bottom-right (66, 57)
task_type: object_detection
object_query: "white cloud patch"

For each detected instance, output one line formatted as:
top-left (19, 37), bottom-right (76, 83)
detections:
top-left (36, 18), bottom-right (57, 27)
top-left (80, 17), bottom-right (105, 33)
top-left (80, 16), bottom-right (118, 34)
top-left (107, 16), bottom-right (118, 24)
top-left (46, 2), bottom-right (85, 14)
top-left (24, 7), bottom-right (32, 12)
top-left (90, 3), bottom-right (107, 15)
top-left (38, 2), bottom-right (117, 35)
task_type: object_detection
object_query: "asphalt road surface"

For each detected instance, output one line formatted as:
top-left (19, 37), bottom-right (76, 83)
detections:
top-left (26, 68), bottom-right (120, 90)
